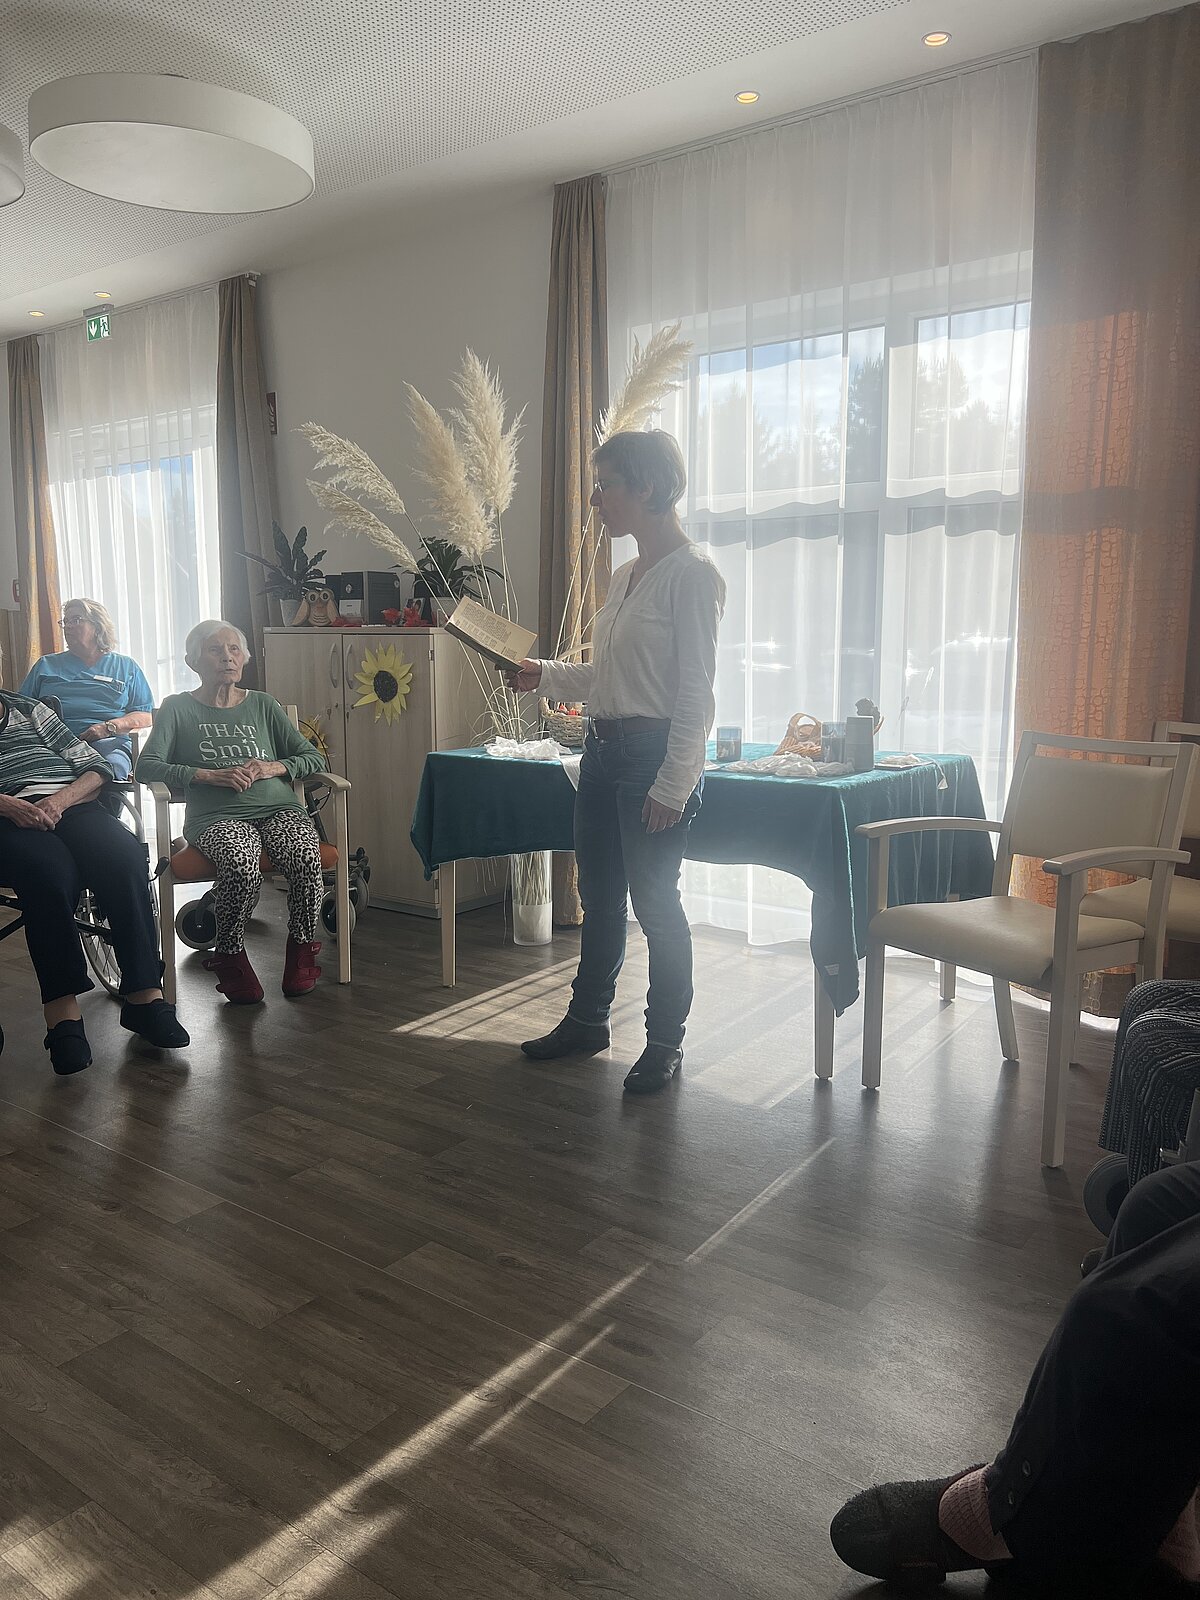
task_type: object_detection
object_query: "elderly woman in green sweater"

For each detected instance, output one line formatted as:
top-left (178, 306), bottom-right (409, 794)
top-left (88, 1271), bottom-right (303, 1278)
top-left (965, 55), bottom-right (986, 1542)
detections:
top-left (136, 620), bottom-right (328, 1005)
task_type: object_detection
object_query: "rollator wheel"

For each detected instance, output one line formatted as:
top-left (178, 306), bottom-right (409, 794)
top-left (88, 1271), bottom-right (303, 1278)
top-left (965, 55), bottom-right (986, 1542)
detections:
top-left (176, 900), bottom-right (218, 951)
top-left (320, 894), bottom-right (356, 941)
top-left (351, 877), bottom-right (370, 913)
top-left (1083, 1153), bottom-right (1131, 1237)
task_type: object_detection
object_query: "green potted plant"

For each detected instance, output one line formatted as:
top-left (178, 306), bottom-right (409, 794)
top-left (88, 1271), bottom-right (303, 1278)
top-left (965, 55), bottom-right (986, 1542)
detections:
top-left (242, 524), bottom-right (328, 623)
top-left (411, 536), bottom-right (505, 622)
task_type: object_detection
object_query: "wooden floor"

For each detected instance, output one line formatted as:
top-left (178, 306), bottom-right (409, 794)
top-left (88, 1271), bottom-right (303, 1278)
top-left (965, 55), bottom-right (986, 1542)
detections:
top-left (0, 892), bottom-right (1117, 1600)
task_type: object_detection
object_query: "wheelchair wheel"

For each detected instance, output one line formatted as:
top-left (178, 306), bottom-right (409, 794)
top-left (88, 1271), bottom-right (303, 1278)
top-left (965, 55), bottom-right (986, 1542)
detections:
top-left (77, 889), bottom-right (124, 997)
top-left (352, 876), bottom-right (370, 913)
top-left (176, 897), bottom-right (218, 951)
top-left (1083, 1153), bottom-right (1131, 1237)
top-left (320, 894), bottom-right (356, 941)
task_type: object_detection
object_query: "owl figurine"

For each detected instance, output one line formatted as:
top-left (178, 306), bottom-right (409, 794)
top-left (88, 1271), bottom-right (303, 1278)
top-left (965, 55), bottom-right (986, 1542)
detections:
top-left (292, 585), bottom-right (344, 627)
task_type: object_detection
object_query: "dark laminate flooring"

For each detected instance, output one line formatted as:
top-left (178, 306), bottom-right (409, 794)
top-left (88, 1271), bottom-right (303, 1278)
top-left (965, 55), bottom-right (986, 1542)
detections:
top-left (0, 891), bottom-right (1115, 1599)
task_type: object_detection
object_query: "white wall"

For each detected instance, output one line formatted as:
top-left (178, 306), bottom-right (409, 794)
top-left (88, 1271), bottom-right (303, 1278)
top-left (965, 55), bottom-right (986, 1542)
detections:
top-left (0, 350), bottom-right (18, 609)
top-left (258, 184), bottom-right (552, 630)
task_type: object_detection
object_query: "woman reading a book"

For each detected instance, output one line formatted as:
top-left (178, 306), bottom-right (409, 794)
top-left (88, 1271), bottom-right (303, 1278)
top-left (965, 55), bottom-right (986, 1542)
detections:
top-left (507, 430), bottom-right (725, 1094)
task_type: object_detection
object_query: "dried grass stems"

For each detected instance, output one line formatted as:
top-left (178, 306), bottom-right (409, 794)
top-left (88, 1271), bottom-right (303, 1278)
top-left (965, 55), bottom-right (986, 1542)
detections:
top-left (552, 323), bottom-right (694, 664)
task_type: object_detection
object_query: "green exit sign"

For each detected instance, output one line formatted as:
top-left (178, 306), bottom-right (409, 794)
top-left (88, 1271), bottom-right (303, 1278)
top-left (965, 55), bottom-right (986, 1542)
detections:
top-left (85, 311), bottom-right (111, 342)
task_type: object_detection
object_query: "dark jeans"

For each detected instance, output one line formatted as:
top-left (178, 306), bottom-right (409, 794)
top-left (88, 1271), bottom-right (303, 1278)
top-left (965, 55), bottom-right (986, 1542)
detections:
top-left (988, 1161), bottom-right (1200, 1593)
top-left (569, 727), bottom-right (701, 1049)
top-left (0, 800), bottom-right (160, 1003)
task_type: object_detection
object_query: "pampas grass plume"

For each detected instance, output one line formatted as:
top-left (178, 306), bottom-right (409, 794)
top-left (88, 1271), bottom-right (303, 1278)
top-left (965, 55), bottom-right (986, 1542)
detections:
top-left (406, 383), bottom-right (494, 562)
top-left (599, 321), bottom-right (693, 442)
top-left (307, 480), bottom-right (418, 572)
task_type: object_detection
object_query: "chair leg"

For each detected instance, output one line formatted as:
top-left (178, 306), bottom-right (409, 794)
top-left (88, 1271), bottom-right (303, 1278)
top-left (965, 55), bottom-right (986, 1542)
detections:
top-left (994, 979), bottom-right (1019, 1062)
top-left (334, 795), bottom-right (351, 985)
top-left (159, 871), bottom-right (176, 1006)
top-left (1040, 985), bottom-right (1076, 1168)
top-left (862, 939), bottom-right (885, 1091)
top-left (814, 963), bottom-right (834, 1080)
top-left (939, 960), bottom-right (956, 1002)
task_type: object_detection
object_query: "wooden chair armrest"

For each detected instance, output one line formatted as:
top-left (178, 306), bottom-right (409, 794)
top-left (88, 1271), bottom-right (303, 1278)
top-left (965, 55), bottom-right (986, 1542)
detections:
top-left (857, 816), bottom-right (1002, 840)
top-left (1043, 846), bottom-right (1189, 877)
top-left (302, 771), bottom-right (351, 792)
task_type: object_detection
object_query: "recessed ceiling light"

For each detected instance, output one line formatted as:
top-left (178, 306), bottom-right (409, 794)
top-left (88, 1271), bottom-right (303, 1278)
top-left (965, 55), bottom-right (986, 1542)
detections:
top-left (28, 310), bottom-right (45, 318)
top-left (735, 90), bottom-right (760, 105)
top-left (93, 290), bottom-right (112, 299)
top-left (923, 31), bottom-right (952, 46)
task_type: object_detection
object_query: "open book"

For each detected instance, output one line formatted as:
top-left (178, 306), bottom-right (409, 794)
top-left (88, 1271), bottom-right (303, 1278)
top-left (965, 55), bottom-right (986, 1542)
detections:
top-left (444, 597), bottom-right (538, 673)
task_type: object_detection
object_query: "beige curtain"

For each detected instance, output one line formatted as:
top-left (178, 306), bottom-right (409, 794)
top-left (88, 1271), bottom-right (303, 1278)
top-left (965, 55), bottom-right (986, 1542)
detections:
top-left (1014, 6), bottom-right (1200, 1003)
top-left (217, 275), bottom-right (277, 688)
top-left (1016, 6), bottom-right (1200, 748)
top-left (539, 174), bottom-right (609, 924)
top-left (7, 335), bottom-right (61, 678)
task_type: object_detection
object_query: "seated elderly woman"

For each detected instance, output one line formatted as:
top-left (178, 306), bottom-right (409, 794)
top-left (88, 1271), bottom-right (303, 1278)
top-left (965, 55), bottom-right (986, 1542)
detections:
top-left (0, 665), bottom-right (189, 1074)
top-left (136, 620), bottom-right (328, 1005)
top-left (20, 598), bottom-right (154, 780)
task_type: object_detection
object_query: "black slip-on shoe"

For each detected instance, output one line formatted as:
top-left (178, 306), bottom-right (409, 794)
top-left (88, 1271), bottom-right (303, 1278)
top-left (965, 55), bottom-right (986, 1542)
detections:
top-left (44, 1019), bottom-right (93, 1076)
top-left (521, 1016), bottom-right (611, 1061)
top-left (622, 1044), bottom-right (683, 1094)
top-left (829, 1469), bottom-right (995, 1588)
top-left (120, 999), bottom-right (190, 1049)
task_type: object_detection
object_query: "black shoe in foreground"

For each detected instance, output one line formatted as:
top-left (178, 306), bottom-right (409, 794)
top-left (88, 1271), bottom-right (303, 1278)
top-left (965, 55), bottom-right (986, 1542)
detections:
top-left (120, 998), bottom-right (190, 1049)
top-left (830, 1470), bottom-right (993, 1588)
top-left (44, 1019), bottom-right (92, 1076)
top-left (521, 1015), bottom-right (611, 1061)
top-left (622, 1044), bottom-right (683, 1094)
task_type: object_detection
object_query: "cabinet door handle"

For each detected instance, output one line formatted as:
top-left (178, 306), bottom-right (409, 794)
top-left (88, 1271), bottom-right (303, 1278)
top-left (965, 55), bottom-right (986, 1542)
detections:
top-left (329, 641), bottom-right (338, 687)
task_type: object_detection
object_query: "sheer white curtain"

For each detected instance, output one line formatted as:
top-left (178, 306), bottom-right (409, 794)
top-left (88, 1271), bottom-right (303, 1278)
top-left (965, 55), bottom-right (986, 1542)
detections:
top-left (39, 288), bottom-right (220, 700)
top-left (606, 57), bottom-right (1036, 942)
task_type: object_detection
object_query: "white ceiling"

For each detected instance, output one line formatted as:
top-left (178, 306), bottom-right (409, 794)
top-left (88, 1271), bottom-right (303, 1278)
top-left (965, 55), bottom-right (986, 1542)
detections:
top-left (0, 0), bottom-right (1171, 337)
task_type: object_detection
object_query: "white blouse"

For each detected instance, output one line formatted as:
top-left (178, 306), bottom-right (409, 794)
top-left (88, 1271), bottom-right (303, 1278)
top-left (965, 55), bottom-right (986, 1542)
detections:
top-left (537, 543), bottom-right (726, 811)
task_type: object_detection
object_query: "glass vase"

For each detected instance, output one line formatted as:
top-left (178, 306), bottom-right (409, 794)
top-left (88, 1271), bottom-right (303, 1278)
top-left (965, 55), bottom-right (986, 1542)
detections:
top-left (510, 850), bottom-right (552, 945)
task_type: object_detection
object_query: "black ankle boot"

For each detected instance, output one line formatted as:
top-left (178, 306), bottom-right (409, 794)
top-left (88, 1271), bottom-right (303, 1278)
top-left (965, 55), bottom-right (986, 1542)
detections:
top-left (44, 1019), bottom-right (92, 1076)
top-left (622, 1043), bottom-right (683, 1094)
top-left (120, 999), bottom-right (190, 1049)
top-left (521, 1015), bottom-right (610, 1061)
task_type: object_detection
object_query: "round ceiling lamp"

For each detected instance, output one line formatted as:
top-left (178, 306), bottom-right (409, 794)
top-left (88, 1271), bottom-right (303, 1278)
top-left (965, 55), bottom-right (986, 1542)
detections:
top-left (28, 73), bottom-right (314, 213)
top-left (0, 123), bottom-right (24, 205)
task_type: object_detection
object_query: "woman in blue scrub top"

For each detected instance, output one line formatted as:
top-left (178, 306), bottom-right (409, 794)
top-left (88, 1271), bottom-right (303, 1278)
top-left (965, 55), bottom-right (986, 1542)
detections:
top-left (20, 598), bottom-right (154, 780)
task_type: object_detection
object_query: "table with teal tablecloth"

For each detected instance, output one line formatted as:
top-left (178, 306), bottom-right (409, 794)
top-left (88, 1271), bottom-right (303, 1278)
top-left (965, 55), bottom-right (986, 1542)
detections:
top-left (411, 743), bottom-right (994, 1025)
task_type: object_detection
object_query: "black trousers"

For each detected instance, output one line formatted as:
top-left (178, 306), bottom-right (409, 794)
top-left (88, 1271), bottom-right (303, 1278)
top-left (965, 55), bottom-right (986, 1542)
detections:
top-left (0, 801), bottom-right (160, 1003)
top-left (988, 1160), bottom-right (1200, 1592)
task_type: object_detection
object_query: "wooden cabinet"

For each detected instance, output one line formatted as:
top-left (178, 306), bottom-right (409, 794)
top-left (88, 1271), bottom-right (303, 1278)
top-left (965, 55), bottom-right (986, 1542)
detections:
top-left (264, 627), bottom-right (498, 915)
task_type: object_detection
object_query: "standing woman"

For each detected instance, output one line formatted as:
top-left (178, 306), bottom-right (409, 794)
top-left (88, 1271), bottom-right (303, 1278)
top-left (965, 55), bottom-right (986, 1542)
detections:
top-left (509, 430), bottom-right (725, 1094)
top-left (136, 621), bottom-right (328, 1004)
top-left (20, 599), bottom-right (154, 780)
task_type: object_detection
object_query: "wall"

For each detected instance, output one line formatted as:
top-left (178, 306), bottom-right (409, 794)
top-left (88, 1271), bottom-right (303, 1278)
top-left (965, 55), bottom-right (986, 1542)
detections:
top-left (258, 184), bottom-right (552, 631)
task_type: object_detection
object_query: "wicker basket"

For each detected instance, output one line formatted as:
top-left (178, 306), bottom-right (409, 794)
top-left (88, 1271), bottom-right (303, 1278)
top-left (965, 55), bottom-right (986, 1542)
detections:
top-left (774, 711), bottom-right (823, 760)
top-left (540, 699), bottom-right (587, 747)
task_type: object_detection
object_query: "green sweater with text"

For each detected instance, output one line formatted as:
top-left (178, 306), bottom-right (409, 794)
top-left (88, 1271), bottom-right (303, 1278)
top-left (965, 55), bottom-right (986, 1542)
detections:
top-left (136, 691), bottom-right (327, 843)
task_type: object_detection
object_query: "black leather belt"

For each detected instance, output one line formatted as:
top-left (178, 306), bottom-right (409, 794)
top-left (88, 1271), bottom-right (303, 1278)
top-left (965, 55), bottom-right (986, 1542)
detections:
top-left (589, 717), bottom-right (672, 740)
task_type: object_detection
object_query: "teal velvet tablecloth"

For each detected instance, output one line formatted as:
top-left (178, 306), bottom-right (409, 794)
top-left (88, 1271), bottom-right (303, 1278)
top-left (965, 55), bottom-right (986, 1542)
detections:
top-left (410, 743), bottom-right (994, 1015)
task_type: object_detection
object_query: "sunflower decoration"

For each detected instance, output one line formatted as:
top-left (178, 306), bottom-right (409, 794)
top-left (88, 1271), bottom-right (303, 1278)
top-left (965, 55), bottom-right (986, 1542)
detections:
top-left (352, 643), bottom-right (413, 726)
top-left (298, 713), bottom-right (331, 762)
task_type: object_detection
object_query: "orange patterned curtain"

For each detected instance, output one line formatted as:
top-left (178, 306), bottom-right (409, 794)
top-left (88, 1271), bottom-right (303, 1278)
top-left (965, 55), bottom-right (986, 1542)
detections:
top-left (1016, 7), bottom-right (1200, 752)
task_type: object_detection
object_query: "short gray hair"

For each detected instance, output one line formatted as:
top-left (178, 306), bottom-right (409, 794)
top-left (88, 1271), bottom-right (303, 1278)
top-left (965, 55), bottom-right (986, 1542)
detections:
top-left (64, 597), bottom-right (117, 654)
top-left (184, 619), bottom-right (250, 671)
top-left (593, 429), bottom-right (687, 515)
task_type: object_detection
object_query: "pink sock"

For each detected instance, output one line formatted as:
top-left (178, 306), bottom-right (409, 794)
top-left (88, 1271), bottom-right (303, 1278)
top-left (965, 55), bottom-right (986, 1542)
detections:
top-left (1158, 1492), bottom-right (1200, 1582)
top-left (938, 1468), bottom-right (1012, 1563)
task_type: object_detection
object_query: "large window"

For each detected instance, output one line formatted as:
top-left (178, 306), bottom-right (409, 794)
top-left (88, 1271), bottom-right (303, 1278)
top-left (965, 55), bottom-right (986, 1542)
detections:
top-left (607, 57), bottom-right (1037, 940)
top-left (39, 288), bottom-right (220, 699)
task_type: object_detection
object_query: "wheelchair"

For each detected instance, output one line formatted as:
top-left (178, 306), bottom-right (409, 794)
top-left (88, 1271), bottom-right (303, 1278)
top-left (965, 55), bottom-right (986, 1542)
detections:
top-left (0, 693), bottom-right (156, 1006)
top-left (0, 781), bottom-right (157, 1000)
